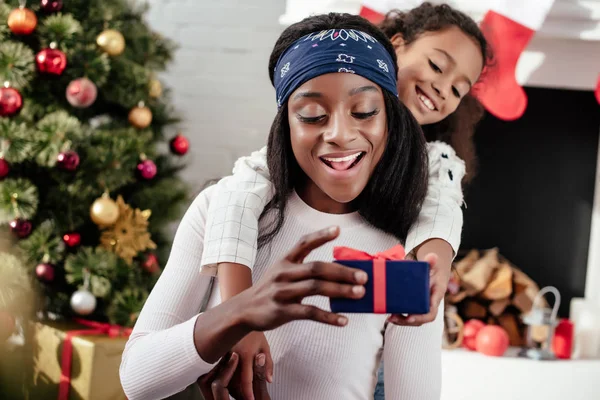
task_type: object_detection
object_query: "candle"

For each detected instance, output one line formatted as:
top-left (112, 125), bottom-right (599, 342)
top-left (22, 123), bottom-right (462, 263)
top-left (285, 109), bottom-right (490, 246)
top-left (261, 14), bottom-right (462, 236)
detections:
top-left (570, 298), bottom-right (600, 359)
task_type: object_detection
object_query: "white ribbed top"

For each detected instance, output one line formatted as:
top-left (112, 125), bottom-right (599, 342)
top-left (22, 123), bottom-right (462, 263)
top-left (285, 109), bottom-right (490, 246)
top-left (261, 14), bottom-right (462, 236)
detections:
top-left (120, 186), bottom-right (443, 400)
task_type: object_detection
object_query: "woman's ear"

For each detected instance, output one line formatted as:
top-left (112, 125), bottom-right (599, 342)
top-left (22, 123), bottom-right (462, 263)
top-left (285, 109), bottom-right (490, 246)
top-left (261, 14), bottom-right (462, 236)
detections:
top-left (390, 33), bottom-right (405, 51)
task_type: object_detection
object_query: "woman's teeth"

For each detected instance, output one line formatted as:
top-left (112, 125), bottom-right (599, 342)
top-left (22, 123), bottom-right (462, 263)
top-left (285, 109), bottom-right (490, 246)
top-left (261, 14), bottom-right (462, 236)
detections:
top-left (418, 94), bottom-right (435, 111)
top-left (321, 152), bottom-right (363, 171)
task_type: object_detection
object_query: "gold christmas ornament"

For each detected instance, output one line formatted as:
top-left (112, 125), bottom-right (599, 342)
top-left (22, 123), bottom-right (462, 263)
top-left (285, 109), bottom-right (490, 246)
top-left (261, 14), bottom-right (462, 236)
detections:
top-left (148, 78), bottom-right (162, 98)
top-left (128, 102), bottom-right (152, 129)
top-left (96, 29), bottom-right (126, 56)
top-left (100, 196), bottom-right (156, 265)
top-left (90, 193), bottom-right (120, 226)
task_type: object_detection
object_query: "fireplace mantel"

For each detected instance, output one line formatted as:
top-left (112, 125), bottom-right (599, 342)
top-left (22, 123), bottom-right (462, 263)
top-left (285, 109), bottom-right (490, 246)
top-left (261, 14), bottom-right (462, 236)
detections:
top-left (279, 0), bottom-right (600, 91)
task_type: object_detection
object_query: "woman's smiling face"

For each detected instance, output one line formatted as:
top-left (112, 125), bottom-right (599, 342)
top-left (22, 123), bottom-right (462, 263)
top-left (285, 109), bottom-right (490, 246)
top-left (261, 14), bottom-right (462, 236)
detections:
top-left (287, 72), bottom-right (388, 213)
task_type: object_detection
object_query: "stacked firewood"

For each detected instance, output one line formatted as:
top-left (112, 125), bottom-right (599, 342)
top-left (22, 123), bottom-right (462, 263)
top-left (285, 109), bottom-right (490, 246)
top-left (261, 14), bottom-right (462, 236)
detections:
top-left (446, 248), bottom-right (544, 346)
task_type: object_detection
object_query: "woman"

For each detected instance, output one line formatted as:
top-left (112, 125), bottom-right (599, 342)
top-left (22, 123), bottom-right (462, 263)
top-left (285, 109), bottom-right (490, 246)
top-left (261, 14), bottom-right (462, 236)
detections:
top-left (120, 13), bottom-right (441, 400)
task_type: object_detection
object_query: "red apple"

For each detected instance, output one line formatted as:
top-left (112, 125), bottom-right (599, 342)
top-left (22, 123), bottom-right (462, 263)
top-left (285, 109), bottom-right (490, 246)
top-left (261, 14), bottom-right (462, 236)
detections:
top-left (476, 325), bottom-right (510, 357)
top-left (462, 319), bottom-right (486, 351)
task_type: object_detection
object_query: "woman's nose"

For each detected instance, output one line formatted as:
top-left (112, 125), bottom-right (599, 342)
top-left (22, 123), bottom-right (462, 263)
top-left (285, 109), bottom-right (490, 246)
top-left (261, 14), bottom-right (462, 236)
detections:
top-left (322, 112), bottom-right (357, 145)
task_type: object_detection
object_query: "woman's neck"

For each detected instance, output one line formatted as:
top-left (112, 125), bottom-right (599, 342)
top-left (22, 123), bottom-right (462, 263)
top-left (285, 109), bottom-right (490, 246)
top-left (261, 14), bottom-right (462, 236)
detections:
top-left (295, 180), bottom-right (355, 214)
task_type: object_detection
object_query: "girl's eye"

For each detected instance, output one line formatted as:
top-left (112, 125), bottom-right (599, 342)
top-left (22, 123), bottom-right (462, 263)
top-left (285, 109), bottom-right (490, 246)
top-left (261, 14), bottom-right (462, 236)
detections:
top-left (452, 87), bottom-right (461, 98)
top-left (296, 114), bottom-right (326, 124)
top-left (352, 109), bottom-right (380, 119)
top-left (428, 59), bottom-right (442, 73)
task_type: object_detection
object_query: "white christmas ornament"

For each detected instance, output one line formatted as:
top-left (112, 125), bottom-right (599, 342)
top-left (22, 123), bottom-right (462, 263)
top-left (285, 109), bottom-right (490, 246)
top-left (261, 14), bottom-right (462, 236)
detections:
top-left (70, 269), bottom-right (97, 315)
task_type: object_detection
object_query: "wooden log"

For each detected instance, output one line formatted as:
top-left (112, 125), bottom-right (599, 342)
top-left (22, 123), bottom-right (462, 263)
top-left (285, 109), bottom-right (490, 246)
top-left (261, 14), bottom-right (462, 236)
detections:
top-left (481, 262), bottom-right (513, 300)
top-left (461, 248), bottom-right (499, 295)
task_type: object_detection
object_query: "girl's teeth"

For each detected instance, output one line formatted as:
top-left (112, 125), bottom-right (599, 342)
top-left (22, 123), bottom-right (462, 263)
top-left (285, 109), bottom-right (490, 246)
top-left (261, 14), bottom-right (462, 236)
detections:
top-left (322, 152), bottom-right (361, 163)
top-left (418, 94), bottom-right (435, 111)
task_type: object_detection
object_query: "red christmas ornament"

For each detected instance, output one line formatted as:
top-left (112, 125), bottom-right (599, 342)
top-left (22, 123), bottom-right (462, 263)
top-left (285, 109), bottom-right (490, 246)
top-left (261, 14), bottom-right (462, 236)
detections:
top-left (462, 319), bottom-right (486, 351)
top-left (66, 78), bottom-right (97, 108)
top-left (0, 85), bottom-right (23, 117)
top-left (63, 232), bottom-right (81, 247)
top-left (56, 150), bottom-right (80, 171)
top-left (0, 158), bottom-right (9, 179)
top-left (142, 253), bottom-right (160, 274)
top-left (170, 134), bottom-right (189, 155)
top-left (9, 218), bottom-right (32, 238)
top-left (475, 325), bottom-right (510, 357)
top-left (7, 7), bottom-right (37, 35)
top-left (35, 263), bottom-right (55, 282)
top-left (40, 0), bottom-right (63, 12)
top-left (36, 48), bottom-right (67, 75)
top-left (137, 159), bottom-right (157, 180)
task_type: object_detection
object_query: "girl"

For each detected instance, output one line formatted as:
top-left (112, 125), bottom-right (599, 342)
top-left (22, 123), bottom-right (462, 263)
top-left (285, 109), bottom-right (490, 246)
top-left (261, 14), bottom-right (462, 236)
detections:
top-left (201, 2), bottom-right (491, 395)
top-left (121, 13), bottom-right (440, 400)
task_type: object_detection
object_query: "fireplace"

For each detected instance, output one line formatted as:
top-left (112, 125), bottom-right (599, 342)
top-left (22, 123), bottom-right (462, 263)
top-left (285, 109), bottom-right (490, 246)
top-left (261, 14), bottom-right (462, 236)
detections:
top-left (461, 86), bottom-right (600, 317)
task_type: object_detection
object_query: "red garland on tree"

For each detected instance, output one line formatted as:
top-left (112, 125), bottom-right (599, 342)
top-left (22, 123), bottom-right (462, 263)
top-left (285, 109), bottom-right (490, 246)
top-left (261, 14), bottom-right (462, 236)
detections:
top-left (0, 84), bottom-right (23, 117)
top-left (0, 158), bottom-right (9, 179)
top-left (63, 232), bottom-right (81, 247)
top-left (137, 159), bottom-right (157, 180)
top-left (36, 47), bottom-right (67, 75)
top-left (40, 0), bottom-right (63, 13)
top-left (169, 134), bottom-right (189, 155)
top-left (9, 218), bottom-right (32, 238)
top-left (57, 150), bottom-right (80, 171)
top-left (35, 263), bottom-right (55, 283)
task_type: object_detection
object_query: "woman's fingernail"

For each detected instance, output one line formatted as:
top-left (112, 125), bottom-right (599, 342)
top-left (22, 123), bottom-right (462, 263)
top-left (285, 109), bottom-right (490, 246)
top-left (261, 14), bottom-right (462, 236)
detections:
top-left (230, 352), bottom-right (238, 362)
top-left (328, 226), bottom-right (338, 234)
top-left (338, 316), bottom-right (348, 325)
top-left (355, 271), bottom-right (368, 283)
top-left (407, 317), bottom-right (415, 323)
top-left (256, 354), bottom-right (266, 367)
top-left (352, 285), bottom-right (365, 295)
top-left (268, 372), bottom-right (273, 383)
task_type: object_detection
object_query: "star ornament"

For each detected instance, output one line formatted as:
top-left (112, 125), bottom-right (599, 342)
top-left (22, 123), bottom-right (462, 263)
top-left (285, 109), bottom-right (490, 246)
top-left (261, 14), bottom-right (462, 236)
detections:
top-left (100, 196), bottom-right (156, 265)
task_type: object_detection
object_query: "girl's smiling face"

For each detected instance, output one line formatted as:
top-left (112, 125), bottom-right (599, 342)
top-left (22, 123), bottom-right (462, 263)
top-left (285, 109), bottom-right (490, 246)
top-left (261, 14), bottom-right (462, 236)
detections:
top-left (287, 72), bottom-right (388, 214)
top-left (393, 26), bottom-right (484, 125)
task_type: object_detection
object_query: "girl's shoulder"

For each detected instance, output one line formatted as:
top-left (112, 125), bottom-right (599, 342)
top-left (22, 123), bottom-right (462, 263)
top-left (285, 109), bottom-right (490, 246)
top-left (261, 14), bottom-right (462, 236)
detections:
top-left (426, 141), bottom-right (465, 164)
top-left (425, 141), bottom-right (466, 185)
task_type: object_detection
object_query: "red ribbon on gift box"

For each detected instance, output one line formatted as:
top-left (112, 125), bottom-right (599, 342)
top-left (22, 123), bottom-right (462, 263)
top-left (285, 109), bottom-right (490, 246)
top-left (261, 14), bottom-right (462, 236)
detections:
top-left (333, 245), bottom-right (406, 313)
top-left (58, 318), bottom-right (132, 400)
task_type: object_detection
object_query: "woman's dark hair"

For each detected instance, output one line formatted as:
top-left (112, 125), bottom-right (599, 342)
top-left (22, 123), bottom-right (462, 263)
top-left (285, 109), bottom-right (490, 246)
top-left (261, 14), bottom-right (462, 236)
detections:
top-left (380, 2), bottom-right (493, 183)
top-left (258, 13), bottom-right (428, 248)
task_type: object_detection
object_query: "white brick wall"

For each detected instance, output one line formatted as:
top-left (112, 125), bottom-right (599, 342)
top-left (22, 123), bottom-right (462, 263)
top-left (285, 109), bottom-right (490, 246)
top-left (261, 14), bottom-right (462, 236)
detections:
top-left (144, 0), bottom-right (286, 188)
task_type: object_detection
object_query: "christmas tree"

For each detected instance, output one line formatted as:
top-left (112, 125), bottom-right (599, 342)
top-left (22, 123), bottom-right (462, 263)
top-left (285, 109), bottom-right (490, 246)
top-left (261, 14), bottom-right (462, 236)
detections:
top-left (0, 0), bottom-right (190, 328)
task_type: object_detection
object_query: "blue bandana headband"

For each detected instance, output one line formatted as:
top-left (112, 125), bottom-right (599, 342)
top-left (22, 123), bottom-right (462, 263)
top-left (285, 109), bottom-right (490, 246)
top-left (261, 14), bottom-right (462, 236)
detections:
top-left (274, 29), bottom-right (398, 109)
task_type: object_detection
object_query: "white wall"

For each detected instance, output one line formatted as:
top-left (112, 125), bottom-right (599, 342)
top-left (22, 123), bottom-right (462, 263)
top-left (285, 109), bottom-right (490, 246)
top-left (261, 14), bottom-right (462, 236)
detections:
top-left (144, 0), bottom-right (286, 189)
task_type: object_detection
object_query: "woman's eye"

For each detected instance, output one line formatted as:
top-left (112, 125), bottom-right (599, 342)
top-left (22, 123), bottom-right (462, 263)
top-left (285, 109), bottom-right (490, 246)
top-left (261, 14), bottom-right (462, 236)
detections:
top-left (352, 109), bottom-right (380, 120)
top-left (296, 114), bottom-right (326, 124)
top-left (428, 59), bottom-right (442, 73)
top-left (452, 87), bottom-right (461, 98)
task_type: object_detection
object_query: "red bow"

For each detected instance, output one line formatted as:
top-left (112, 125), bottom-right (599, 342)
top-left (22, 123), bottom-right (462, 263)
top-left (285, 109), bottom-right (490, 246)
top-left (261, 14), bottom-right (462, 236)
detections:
top-left (334, 245), bottom-right (406, 314)
top-left (58, 318), bottom-right (132, 400)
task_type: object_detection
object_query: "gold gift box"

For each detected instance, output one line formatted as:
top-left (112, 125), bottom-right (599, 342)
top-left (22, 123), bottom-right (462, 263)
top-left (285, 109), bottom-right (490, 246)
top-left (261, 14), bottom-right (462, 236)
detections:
top-left (31, 321), bottom-right (127, 400)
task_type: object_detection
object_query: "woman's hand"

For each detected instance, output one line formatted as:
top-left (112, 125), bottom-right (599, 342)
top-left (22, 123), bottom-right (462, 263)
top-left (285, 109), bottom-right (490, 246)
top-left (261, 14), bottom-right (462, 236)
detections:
top-left (238, 226), bottom-right (368, 331)
top-left (193, 226), bottom-right (368, 364)
top-left (198, 352), bottom-right (271, 400)
top-left (230, 331), bottom-right (273, 400)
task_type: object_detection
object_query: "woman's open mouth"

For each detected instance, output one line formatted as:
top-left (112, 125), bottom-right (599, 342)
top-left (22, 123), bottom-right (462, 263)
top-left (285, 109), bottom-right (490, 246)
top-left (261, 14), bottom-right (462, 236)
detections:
top-left (319, 151), bottom-right (365, 171)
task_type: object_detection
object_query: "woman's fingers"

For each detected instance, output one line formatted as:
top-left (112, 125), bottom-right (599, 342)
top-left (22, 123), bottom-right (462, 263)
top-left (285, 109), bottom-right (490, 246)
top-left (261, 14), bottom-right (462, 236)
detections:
top-left (275, 261), bottom-right (368, 285)
top-left (210, 352), bottom-right (239, 400)
top-left (284, 303), bottom-right (348, 327)
top-left (274, 279), bottom-right (365, 302)
top-left (285, 226), bottom-right (340, 263)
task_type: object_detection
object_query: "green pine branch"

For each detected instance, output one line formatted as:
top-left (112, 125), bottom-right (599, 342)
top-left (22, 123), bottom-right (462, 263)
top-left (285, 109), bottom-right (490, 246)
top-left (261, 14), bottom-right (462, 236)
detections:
top-left (0, 3), bottom-right (11, 43)
top-left (107, 287), bottom-right (148, 327)
top-left (18, 220), bottom-right (65, 266)
top-left (102, 58), bottom-right (151, 108)
top-left (38, 13), bottom-right (84, 51)
top-left (0, 118), bottom-right (35, 163)
top-left (0, 41), bottom-right (36, 89)
top-left (0, 178), bottom-right (39, 224)
top-left (64, 246), bottom-right (125, 298)
top-left (31, 111), bottom-right (85, 167)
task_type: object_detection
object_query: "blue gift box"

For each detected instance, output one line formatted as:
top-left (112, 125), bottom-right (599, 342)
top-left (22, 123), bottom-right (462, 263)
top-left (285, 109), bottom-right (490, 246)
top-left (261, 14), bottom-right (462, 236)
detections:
top-left (330, 260), bottom-right (430, 315)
